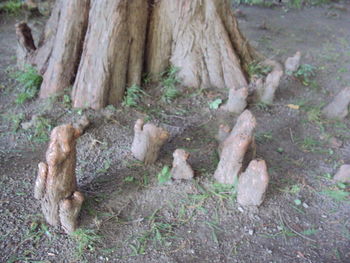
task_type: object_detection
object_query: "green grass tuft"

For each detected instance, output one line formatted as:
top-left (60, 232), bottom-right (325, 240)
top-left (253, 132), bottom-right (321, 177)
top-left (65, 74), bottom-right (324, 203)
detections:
top-left (0, 0), bottom-right (22, 14)
top-left (161, 66), bottom-right (181, 103)
top-left (157, 166), bottom-right (172, 184)
top-left (123, 84), bottom-right (146, 107)
top-left (12, 66), bottom-right (43, 104)
top-left (71, 228), bottom-right (101, 259)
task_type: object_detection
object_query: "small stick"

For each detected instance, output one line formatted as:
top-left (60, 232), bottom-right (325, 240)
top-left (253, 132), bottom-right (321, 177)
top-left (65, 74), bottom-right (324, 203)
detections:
top-left (289, 128), bottom-right (295, 144)
top-left (279, 210), bottom-right (316, 242)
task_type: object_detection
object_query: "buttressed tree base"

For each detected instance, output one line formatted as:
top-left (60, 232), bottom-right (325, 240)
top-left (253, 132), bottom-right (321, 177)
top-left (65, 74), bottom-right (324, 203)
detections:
top-left (16, 0), bottom-right (258, 110)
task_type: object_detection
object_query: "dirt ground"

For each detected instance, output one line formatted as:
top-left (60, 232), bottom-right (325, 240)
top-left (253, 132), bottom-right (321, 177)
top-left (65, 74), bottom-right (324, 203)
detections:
top-left (1, 2), bottom-right (350, 263)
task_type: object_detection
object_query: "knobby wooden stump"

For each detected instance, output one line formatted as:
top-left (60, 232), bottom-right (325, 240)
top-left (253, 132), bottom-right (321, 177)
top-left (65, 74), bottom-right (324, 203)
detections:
top-left (131, 119), bottom-right (169, 165)
top-left (254, 60), bottom-right (284, 104)
top-left (285, 51), bottom-right (301, 74)
top-left (214, 110), bottom-right (256, 185)
top-left (220, 87), bottom-right (248, 114)
top-left (171, 149), bottom-right (194, 180)
top-left (34, 117), bottom-right (89, 234)
top-left (322, 87), bottom-right (350, 120)
top-left (237, 159), bottom-right (269, 207)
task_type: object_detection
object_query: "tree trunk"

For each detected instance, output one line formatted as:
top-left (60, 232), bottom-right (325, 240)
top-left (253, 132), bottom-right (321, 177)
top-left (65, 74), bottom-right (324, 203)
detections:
top-left (39, 0), bottom-right (90, 98)
top-left (17, 0), bottom-right (258, 109)
top-left (71, 0), bottom-right (148, 109)
top-left (146, 0), bottom-right (256, 90)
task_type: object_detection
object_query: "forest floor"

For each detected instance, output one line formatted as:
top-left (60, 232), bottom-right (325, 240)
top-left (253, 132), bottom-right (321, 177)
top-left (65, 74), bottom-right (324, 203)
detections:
top-left (1, 2), bottom-right (350, 263)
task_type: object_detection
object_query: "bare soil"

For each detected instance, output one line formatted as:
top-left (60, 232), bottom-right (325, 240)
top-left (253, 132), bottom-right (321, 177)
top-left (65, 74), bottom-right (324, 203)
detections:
top-left (1, 2), bottom-right (350, 263)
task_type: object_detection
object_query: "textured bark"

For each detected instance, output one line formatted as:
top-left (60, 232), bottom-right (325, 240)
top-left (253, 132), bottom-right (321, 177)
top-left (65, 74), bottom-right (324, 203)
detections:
top-left (131, 119), bottom-right (169, 165)
top-left (237, 159), bottom-right (269, 207)
top-left (71, 0), bottom-right (148, 109)
top-left (146, 0), bottom-right (256, 91)
top-left (322, 87), bottom-right (350, 119)
top-left (16, 0), bottom-right (258, 110)
top-left (216, 124), bottom-right (231, 156)
top-left (16, 0), bottom-right (60, 73)
top-left (15, 22), bottom-right (37, 70)
top-left (214, 110), bottom-right (256, 185)
top-left (39, 0), bottom-right (90, 98)
top-left (34, 117), bottom-right (89, 234)
top-left (171, 149), bottom-right (194, 180)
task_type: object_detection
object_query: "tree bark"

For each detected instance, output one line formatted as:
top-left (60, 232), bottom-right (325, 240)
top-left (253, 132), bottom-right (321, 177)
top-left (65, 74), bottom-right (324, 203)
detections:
top-left (71, 0), bottom-right (148, 109)
top-left (146, 0), bottom-right (256, 91)
top-left (17, 0), bottom-right (258, 110)
top-left (39, 0), bottom-right (90, 98)
top-left (16, 0), bottom-right (90, 97)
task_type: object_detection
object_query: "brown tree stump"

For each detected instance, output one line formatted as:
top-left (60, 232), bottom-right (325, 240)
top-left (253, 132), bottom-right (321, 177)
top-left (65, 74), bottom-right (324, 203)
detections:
top-left (170, 149), bottom-right (194, 180)
top-left (131, 119), bottom-right (169, 165)
top-left (34, 117), bottom-right (89, 234)
top-left (214, 110), bottom-right (256, 185)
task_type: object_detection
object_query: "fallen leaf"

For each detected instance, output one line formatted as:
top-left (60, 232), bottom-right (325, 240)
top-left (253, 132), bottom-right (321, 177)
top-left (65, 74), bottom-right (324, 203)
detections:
top-left (287, 104), bottom-right (300, 110)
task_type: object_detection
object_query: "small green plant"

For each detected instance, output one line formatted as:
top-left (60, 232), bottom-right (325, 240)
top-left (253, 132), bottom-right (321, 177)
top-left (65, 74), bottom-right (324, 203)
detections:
top-left (97, 159), bottom-right (111, 174)
top-left (294, 64), bottom-right (316, 86)
top-left (31, 116), bottom-right (52, 143)
top-left (279, 184), bottom-right (301, 194)
top-left (298, 137), bottom-right (327, 153)
top-left (232, 0), bottom-right (271, 7)
top-left (255, 101), bottom-right (270, 111)
top-left (124, 176), bottom-right (135, 183)
top-left (123, 84), bottom-right (146, 107)
top-left (3, 113), bottom-right (24, 132)
top-left (63, 94), bottom-right (72, 108)
top-left (321, 188), bottom-right (349, 202)
top-left (13, 66), bottom-right (43, 104)
top-left (157, 166), bottom-right (172, 184)
top-left (209, 98), bottom-right (222, 110)
top-left (128, 210), bottom-right (178, 256)
top-left (289, 0), bottom-right (303, 9)
top-left (208, 182), bottom-right (238, 201)
top-left (0, 0), bottom-right (22, 14)
top-left (161, 66), bottom-right (180, 103)
top-left (256, 131), bottom-right (273, 144)
top-left (248, 61), bottom-right (272, 78)
top-left (71, 229), bottom-right (101, 259)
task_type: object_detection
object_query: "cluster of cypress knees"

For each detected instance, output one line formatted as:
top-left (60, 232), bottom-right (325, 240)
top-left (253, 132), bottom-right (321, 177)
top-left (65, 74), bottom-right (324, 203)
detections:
top-left (34, 110), bottom-right (269, 234)
top-left (34, 51), bottom-right (350, 234)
